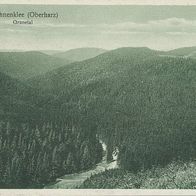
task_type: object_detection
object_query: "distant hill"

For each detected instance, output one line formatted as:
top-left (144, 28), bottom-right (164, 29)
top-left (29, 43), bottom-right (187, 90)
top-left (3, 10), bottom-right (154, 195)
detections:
top-left (39, 50), bottom-right (64, 55)
top-left (53, 47), bottom-right (107, 62)
top-left (165, 46), bottom-right (196, 57)
top-left (0, 51), bottom-right (71, 80)
top-left (28, 47), bottom-right (159, 95)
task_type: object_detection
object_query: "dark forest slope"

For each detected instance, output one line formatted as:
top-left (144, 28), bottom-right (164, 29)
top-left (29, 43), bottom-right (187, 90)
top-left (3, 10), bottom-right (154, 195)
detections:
top-left (0, 71), bottom-right (45, 121)
top-left (0, 51), bottom-right (70, 80)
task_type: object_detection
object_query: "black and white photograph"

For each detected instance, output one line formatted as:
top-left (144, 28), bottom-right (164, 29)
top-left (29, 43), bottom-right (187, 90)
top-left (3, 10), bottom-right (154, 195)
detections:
top-left (0, 1), bottom-right (196, 194)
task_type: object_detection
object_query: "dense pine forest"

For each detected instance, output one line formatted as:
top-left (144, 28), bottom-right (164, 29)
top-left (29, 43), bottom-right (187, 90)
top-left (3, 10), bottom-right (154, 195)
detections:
top-left (0, 121), bottom-right (102, 188)
top-left (0, 46), bottom-right (196, 188)
top-left (80, 162), bottom-right (196, 189)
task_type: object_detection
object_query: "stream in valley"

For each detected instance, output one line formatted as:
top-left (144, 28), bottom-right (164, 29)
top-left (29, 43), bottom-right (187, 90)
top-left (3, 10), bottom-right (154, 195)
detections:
top-left (44, 141), bottom-right (118, 189)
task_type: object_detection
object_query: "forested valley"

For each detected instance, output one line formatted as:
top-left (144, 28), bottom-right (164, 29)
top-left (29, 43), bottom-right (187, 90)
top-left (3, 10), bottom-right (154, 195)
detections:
top-left (0, 46), bottom-right (196, 188)
top-left (29, 47), bottom-right (196, 171)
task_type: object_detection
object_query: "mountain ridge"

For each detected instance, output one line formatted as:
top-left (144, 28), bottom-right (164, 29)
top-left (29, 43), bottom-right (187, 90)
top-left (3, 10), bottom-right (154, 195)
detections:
top-left (53, 47), bottom-right (107, 62)
top-left (0, 51), bottom-right (71, 80)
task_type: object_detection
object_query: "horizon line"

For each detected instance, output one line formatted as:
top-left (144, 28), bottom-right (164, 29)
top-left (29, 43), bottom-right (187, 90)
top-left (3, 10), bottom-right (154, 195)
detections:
top-left (0, 45), bottom-right (196, 53)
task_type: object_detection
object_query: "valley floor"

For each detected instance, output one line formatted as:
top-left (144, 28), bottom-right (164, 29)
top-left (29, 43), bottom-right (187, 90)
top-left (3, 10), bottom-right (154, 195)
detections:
top-left (79, 161), bottom-right (196, 189)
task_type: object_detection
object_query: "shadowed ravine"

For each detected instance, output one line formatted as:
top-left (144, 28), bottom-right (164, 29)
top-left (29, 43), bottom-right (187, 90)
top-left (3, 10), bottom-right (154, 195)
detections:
top-left (44, 141), bottom-right (118, 189)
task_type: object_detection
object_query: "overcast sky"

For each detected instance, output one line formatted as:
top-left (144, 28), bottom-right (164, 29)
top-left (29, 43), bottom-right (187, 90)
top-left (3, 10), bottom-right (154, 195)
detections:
top-left (1, 5), bottom-right (196, 51)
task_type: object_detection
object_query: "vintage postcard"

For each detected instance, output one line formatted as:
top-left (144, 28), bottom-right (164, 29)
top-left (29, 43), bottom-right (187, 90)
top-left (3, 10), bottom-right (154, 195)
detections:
top-left (0, 0), bottom-right (196, 195)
